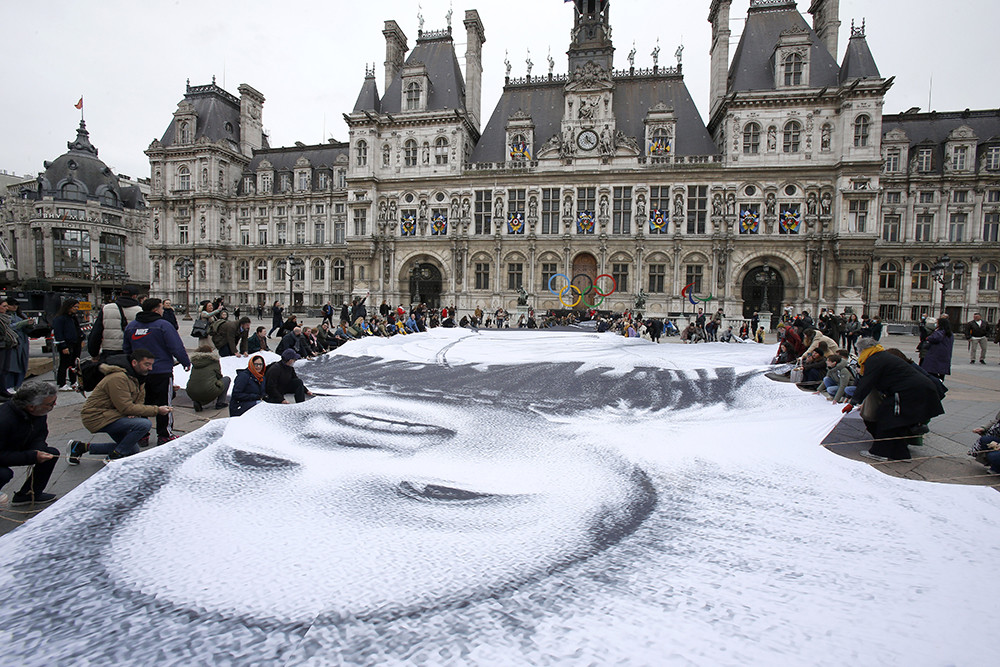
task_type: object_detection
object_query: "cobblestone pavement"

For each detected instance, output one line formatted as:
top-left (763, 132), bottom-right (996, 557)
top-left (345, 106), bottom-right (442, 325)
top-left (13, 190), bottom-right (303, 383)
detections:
top-left (2, 325), bottom-right (997, 536)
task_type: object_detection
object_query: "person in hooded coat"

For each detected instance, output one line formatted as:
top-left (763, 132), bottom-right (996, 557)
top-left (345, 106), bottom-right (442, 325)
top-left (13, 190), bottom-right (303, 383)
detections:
top-left (185, 343), bottom-right (231, 412)
top-left (920, 316), bottom-right (954, 381)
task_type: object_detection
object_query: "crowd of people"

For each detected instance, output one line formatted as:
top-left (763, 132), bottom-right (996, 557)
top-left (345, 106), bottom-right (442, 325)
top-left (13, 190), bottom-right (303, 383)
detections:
top-left (3, 290), bottom-right (1000, 506)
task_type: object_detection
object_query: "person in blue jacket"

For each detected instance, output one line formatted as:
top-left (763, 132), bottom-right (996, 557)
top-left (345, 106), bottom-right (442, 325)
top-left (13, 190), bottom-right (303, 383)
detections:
top-left (123, 298), bottom-right (191, 445)
top-left (230, 355), bottom-right (267, 417)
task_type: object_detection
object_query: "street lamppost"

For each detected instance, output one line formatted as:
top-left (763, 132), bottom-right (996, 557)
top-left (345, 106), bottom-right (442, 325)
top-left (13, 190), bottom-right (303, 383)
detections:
top-left (755, 259), bottom-right (778, 328)
top-left (174, 257), bottom-right (194, 320)
top-left (276, 254), bottom-right (304, 314)
top-left (930, 253), bottom-right (952, 315)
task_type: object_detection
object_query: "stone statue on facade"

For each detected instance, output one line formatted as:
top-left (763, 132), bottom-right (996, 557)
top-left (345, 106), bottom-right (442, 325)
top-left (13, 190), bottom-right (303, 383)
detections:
top-left (516, 286), bottom-right (530, 307)
top-left (634, 289), bottom-right (648, 311)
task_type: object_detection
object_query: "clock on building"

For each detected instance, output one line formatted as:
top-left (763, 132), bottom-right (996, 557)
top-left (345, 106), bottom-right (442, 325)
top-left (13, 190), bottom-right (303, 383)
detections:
top-left (577, 129), bottom-right (599, 151)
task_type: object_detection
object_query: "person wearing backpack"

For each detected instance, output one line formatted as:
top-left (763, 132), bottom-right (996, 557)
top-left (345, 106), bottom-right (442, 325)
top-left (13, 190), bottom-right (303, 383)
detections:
top-left (87, 285), bottom-right (142, 362)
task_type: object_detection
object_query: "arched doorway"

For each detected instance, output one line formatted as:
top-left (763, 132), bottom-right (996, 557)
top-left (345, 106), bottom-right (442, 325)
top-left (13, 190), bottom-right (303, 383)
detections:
top-left (571, 252), bottom-right (598, 306)
top-left (408, 262), bottom-right (443, 309)
top-left (741, 263), bottom-right (785, 322)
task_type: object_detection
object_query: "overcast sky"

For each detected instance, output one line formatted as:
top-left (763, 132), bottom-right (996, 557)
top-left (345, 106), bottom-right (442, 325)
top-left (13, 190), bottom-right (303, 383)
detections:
top-left (3, 0), bottom-right (997, 179)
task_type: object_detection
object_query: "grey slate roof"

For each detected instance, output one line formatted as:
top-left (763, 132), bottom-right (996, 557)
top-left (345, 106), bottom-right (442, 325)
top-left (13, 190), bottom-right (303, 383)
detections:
top-left (240, 143), bottom-right (350, 195)
top-left (353, 74), bottom-right (381, 113)
top-left (159, 83), bottom-right (241, 150)
top-left (882, 109), bottom-right (1000, 175)
top-left (33, 121), bottom-right (139, 209)
top-left (379, 33), bottom-right (466, 114)
top-left (728, 3), bottom-right (840, 92)
top-left (839, 34), bottom-right (880, 83)
top-left (469, 75), bottom-right (718, 163)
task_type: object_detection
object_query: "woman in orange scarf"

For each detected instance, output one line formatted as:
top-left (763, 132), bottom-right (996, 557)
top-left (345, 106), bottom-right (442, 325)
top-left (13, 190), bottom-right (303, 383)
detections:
top-left (229, 354), bottom-right (266, 417)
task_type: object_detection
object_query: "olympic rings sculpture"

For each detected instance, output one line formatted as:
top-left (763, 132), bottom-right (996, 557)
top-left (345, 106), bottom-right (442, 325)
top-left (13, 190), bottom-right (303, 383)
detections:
top-left (547, 273), bottom-right (618, 309)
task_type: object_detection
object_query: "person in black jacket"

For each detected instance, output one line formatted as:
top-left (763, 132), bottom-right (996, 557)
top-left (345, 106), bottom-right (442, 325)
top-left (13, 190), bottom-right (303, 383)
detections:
top-left (0, 381), bottom-right (59, 506)
top-left (52, 298), bottom-right (83, 391)
top-left (268, 301), bottom-right (284, 338)
top-left (161, 299), bottom-right (179, 330)
top-left (843, 337), bottom-right (945, 461)
top-left (264, 349), bottom-right (311, 404)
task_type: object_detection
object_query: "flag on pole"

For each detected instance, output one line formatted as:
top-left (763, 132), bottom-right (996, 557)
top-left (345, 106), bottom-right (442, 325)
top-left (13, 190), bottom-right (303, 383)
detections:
top-left (74, 96), bottom-right (83, 110)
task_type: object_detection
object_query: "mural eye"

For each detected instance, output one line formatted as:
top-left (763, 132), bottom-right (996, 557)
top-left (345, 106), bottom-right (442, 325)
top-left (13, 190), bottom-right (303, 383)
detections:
top-left (223, 449), bottom-right (299, 470)
top-left (397, 481), bottom-right (495, 503)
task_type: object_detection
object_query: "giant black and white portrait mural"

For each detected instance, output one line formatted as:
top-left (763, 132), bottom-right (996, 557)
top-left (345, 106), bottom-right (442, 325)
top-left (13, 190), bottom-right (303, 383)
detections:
top-left (1, 329), bottom-right (998, 665)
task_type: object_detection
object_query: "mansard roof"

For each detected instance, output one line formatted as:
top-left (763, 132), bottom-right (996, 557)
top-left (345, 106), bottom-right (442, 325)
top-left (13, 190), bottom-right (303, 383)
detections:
top-left (728, 1), bottom-right (840, 92)
top-left (159, 81), bottom-right (242, 150)
top-left (379, 30), bottom-right (466, 114)
top-left (470, 73), bottom-right (718, 163)
top-left (246, 142), bottom-right (350, 174)
top-left (839, 32), bottom-right (881, 83)
top-left (882, 108), bottom-right (1000, 174)
top-left (353, 73), bottom-right (382, 113)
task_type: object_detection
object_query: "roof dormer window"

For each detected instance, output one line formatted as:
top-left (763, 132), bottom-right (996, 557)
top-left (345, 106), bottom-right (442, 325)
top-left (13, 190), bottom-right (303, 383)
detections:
top-left (406, 82), bottom-right (421, 111)
top-left (783, 53), bottom-right (803, 86)
top-left (180, 121), bottom-right (192, 144)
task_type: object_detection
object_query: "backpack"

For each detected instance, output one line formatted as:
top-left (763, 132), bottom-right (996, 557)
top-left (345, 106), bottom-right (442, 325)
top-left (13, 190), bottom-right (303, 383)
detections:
top-left (208, 318), bottom-right (225, 336)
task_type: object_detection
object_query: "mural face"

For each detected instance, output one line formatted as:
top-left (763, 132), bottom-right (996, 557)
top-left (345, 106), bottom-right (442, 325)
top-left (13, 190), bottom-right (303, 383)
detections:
top-left (1, 329), bottom-right (998, 666)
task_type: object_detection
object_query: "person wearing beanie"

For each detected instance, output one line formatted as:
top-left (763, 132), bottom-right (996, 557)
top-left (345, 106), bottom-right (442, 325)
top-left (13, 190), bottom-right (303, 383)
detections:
top-left (263, 349), bottom-right (312, 404)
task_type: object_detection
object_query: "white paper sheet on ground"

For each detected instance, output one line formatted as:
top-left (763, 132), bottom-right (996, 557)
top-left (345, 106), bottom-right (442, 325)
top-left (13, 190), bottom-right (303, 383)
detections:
top-left (171, 350), bottom-right (281, 396)
top-left (0, 330), bottom-right (996, 667)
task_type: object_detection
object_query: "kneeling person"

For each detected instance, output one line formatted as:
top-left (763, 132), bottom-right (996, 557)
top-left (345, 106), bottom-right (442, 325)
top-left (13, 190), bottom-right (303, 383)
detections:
top-left (0, 381), bottom-right (59, 506)
top-left (72, 350), bottom-right (170, 463)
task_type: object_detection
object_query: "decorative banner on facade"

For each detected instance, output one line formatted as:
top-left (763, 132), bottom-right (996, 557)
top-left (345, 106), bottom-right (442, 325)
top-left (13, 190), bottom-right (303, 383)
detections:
top-left (576, 211), bottom-right (595, 234)
top-left (431, 213), bottom-right (447, 236)
top-left (740, 208), bottom-right (760, 234)
top-left (401, 214), bottom-right (416, 236)
top-left (509, 140), bottom-right (531, 161)
top-left (648, 208), bottom-right (668, 232)
top-left (649, 139), bottom-right (671, 155)
top-left (779, 207), bottom-right (801, 234)
top-left (507, 211), bottom-right (525, 234)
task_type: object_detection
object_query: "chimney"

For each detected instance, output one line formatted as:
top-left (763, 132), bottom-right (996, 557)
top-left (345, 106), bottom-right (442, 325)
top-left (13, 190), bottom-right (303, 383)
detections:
top-left (809, 0), bottom-right (841, 60)
top-left (708, 0), bottom-right (732, 119)
top-left (464, 10), bottom-right (486, 131)
top-left (383, 21), bottom-right (408, 93)
top-left (237, 84), bottom-right (265, 157)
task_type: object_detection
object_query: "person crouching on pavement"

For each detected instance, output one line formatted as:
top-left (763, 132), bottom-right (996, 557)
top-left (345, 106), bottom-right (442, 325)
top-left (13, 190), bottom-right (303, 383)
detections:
top-left (185, 343), bottom-right (231, 412)
top-left (0, 381), bottom-right (59, 507)
top-left (264, 349), bottom-right (313, 404)
top-left (70, 349), bottom-right (171, 463)
top-left (230, 354), bottom-right (266, 417)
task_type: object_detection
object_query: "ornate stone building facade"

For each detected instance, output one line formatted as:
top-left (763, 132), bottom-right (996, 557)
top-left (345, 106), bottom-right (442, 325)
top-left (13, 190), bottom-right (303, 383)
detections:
top-left (1, 121), bottom-right (150, 301)
top-left (147, 0), bottom-right (1000, 322)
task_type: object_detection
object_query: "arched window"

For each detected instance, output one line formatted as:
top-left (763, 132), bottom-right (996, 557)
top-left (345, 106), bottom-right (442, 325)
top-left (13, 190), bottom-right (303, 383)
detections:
top-left (238, 260), bottom-right (250, 282)
top-left (312, 258), bottom-right (325, 281)
top-left (846, 270), bottom-right (856, 286)
top-left (783, 53), bottom-right (803, 86)
top-left (878, 261), bottom-right (900, 289)
top-left (911, 262), bottom-right (931, 290)
top-left (783, 121), bottom-right (802, 154)
top-left (743, 122), bottom-right (761, 155)
top-left (180, 121), bottom-right (191, 143)
top-left (177, 166), bottom-right (191, 191)
top-left (404, 139), bottom-right (418, 167)
top-left (650, 127), bottom-right (671, 155)
top-left (99, 189), bottom-right (119, 207)
top-left (60, 182), bottom-right (86, 202)
top-left (256, 260), bottom-right (268, 282)
top-left (332, 258), bottom-right (346, 281)
top-left (980, 262), bottom-right (999, 291)
top-left (854, 115), bottom-right (871, 147)
top-left (356, 140), bottom-right (368, 167)
top-left (405, 82), bottom-right (421, 110)
top-left (434, 137), bottom-right (449, 165)
top-left (951, 262), bottom-right (966, 291)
